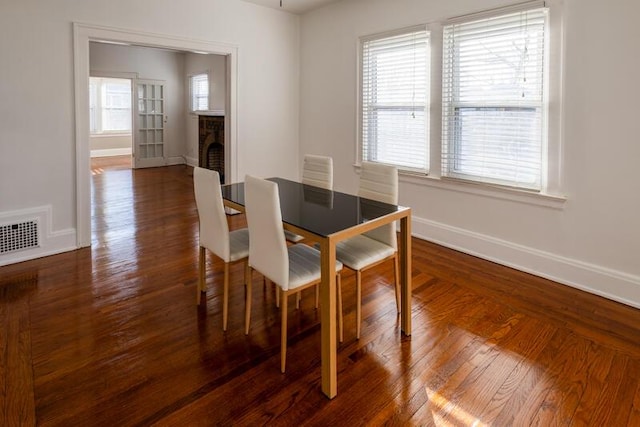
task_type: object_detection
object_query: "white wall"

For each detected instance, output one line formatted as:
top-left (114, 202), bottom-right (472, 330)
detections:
top-left (300, 0), bottom-right (640, 306)
top-left (90, 134), bottom-right (131, 155)
top-left (90, 42), bottom-right (186, 161)
top-left (184, 53), bottom-right (227, 163)
top-left (0, 0), bottom-right (300, 264)
top-left (184, 53), bottom-right (227, 112)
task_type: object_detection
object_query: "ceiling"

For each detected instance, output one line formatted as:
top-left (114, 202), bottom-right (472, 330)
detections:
top-left (240, 0), bottom-right (342, 14)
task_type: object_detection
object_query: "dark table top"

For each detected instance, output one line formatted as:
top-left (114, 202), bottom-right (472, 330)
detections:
top-left (221, 177), bottom-right (405, 238)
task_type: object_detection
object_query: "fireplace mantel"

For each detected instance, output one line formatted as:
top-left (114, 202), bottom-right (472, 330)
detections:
top-left (196, 110), bottom-right (225, 117)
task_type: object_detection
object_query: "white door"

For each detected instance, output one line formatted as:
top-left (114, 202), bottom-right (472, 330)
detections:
top-left (133, 79), bottom-right (167, 168)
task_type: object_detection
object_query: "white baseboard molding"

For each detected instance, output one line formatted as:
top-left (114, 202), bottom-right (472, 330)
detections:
top-left (167, 156), bottom-right (186, 166)
top-left (412, 216), bottom-right (640, 310)
top-left (91, 148), bottom-right (132, 158)
top-left (184, 156), bottom-right (198, 167)
top-left (0, 206), bottom-right (77, 267)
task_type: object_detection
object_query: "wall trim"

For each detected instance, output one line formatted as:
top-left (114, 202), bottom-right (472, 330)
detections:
top-left (91, 148), bottom-right (132, 158)
top-left (167, 156), bottom-right (186, 166)
top-left (0, 206), bottom-right (76, 267)
top-left (74, 22), bottom-right (240, 248)
top-left (412, 215), bottom-right (640, 309)
top-left (184, 156), bottom-right (198, 167)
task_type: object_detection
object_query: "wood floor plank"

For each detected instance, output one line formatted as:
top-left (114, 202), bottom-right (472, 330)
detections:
top-left (424, 311), bottom-right (534, 425)
top-left (440, 315), bottom-right (556, 425)
top-left (530, 338), bottom-right (609, 425)
top-left (1, 274), bottom-right (37, 426)
top-left (563, 341), bottom-right (616, 425)
top-left (627, 371), bottom-right (640, 426)
top-left (477, 318), bottom-right (556, 424)
top-left (606, 357), bottom-right (640, 427)
top-left (0, 163), bottom-right (639, 425)
top-left (492, 327), bottom-right (573, 426)
top-left (585, 353), bottom-right (629, 426)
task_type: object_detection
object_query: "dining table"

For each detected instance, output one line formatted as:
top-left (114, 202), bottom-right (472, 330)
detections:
top-left (220, 177), bottom-right (412, 399)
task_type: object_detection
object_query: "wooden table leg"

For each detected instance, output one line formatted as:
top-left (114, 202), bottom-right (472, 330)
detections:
top-left (320, 237), bottom-right (337, 398)
top-left (400, 213), bottom-right (412, 336)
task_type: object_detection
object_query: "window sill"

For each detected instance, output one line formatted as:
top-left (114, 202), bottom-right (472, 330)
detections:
top-left (352, 164), bottom-right (566, 210)
top-left (90, 133), bottom-right (132, 138)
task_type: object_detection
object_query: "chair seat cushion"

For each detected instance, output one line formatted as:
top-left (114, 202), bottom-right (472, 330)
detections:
top-left (288, 244), bottom-right (343, 290)
top-left (229, 228), bottom-right (250, 262)
top-left (335, 234), bottom-right (395, 271)
top-left (284, 229), bottom-right (305, 243)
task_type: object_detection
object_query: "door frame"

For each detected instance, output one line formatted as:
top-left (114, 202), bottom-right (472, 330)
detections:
top-left (73, 23), bottom-right (239, 248)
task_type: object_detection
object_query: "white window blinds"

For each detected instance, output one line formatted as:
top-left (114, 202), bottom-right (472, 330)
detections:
top-left (191, 73), bottom-right (209, 111)
top-left (361, 27), bottom-right (429, 173)
top-left (442, 6), bottom-right (548, 190)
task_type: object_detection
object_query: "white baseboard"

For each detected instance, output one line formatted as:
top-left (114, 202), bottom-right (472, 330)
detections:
top-left (412, 216), bottom-right (640, 310)
top-left (184, 156), bottom-right (198, 167)
top-left (0, 206), bottom-right (77, 267)
top-left (167, 156), bottom-right (186, 166)
top-left (90, 148), bottom-right (132, 158)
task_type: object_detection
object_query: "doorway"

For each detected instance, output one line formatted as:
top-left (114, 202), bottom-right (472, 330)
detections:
top-left (74, 23), bottom-right (239, 248)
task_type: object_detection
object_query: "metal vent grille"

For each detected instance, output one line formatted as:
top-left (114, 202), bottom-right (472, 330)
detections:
top-left (0, 220), bottom-right (39, 254)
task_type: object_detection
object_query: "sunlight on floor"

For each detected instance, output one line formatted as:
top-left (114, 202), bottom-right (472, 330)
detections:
top-left (426, 387), bottom-right (487, 427)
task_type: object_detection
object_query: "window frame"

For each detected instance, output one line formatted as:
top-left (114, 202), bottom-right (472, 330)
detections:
top-left (189, 72), bottom-right (210, 113)
top-left (353, 0), bottom-right (565, 205)
top-left (441, 4), bottom-right (549, 191)
top-left (89, 77), bottom-right (133, 136)
top-left (357, 25), bottom-right (431, 174)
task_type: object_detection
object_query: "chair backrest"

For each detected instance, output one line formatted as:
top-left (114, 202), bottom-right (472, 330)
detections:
top-left (302, 154), bottom-right (333, 190)
top-left (359, 162), bottom-right (398, 249)
top-left (244, 175), bottom-right (290, 288)
top-left (193, 167), bottom-right (231, 262)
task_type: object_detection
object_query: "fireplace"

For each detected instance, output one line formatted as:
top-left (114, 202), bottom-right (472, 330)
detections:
top-left (198, 115), bottom-right (225, 183)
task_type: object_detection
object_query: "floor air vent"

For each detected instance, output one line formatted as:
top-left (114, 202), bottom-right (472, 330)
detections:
top-left (0, 220), bottom-right (39, 254)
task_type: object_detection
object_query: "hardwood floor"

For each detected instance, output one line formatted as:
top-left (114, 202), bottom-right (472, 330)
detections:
top-left (2, 164), bottom-right (640, 426)
top-left (91, 155), bottom-right (132, 172)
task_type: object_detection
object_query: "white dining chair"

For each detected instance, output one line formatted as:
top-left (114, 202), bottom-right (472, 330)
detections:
top-left (243, 175), bottom-right (343, 373)
top-left (284, 154), bottom-right (333, 244)
top-left (284, 154), bottom-right (334, 308)
top-left (193, 167), bottom-right (250, 331)
top-left (335, 161), bottom-right (400, 341)
top-left (302, 154), bottom-right (334, 190)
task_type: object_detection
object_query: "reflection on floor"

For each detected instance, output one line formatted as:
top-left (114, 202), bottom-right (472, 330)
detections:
top-left (91, 155), bottom-right (131, 175)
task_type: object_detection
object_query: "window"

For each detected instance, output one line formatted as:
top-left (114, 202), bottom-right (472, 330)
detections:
top-left (360, 27), bottom-right (430, 173)
top-left (89, 77), bottom-right (132, 134)
top-left (190, 73), bottom-right (209, 112)
top-left (442, 6), bottom-right (548, 190)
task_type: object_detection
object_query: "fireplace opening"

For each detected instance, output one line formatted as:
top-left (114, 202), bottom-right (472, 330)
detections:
top-left (207, 143), bottom-right (224, 180)
top-left (198, 115), bottom-right (225, 183)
